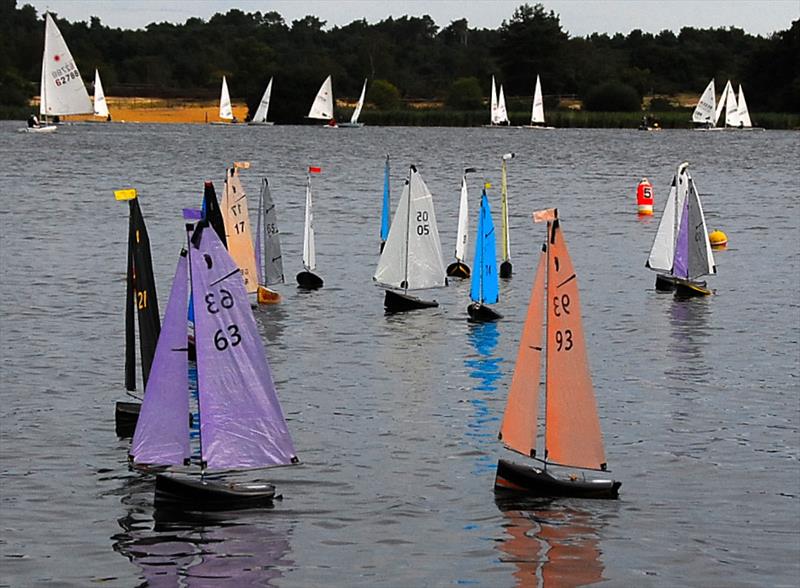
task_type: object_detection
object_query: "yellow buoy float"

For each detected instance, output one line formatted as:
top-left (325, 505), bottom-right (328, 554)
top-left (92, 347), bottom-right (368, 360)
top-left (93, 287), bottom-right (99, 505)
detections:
top-left (709, 229), bottom-right (728, 249)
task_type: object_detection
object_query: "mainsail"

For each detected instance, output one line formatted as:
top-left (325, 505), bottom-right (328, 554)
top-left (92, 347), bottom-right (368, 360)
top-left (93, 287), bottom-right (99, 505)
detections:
top-left (254, 178), bottom-right (285, 286)
top-left (93, 69), bottom-right (109, 118)
top-left (454, 173), bottom-right (471, 264)
top-left (714, 81), bottom-right (730, 126)
top-left (672, 176), bottom-right (716, 280)
top-left (40, 12), bottom-right (92, 117)
top-left (531, 75), bottom-right (545, 125)
top-left (252, 77), bottom-right (273, 123)
top-left (130, 251), bottom-right (190, 466)
top-left (221, 165), bottom-right (259, 294)
top-left (470, 189), bottom-right (499, 305)
top-left (307, 75), bottom-right (334, 120)
top-left (737, 85), bottom-right (752, 127)
top-left (219, 76), bottom-right (233, 120)
top-left (191, 226), bottom-right (297, 470)
top-left (351, 79), bottom-right (367, 124)
top-left (692, 79), bottom-right (716, 125)
top-left (490, 76), bottom-right (498, 124)
top-left (724, 81), bottom-right (740, 127)
top-left (302, 172), bottom-right (317, 271)
top-left (496, 85), bottom-right (509, 124)
top-left (380, 155), bottom-right (391, 246)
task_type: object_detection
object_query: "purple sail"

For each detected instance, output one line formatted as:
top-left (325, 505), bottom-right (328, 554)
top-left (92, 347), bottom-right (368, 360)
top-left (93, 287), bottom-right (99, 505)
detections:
top-left (130, 252), bottom-right (190, 465)
top-left (190, 225), bottom-right (297, 470)
top-left (672, 197), bottom-right (690, 279)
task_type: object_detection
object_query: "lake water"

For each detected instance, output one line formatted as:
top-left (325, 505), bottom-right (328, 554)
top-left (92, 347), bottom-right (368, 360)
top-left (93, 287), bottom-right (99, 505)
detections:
top-left (1, 121), bottom-right (798, 587)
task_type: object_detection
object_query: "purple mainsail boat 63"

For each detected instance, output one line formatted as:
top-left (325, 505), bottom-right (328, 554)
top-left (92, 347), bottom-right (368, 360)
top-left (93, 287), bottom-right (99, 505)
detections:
top-left (130, 220), bottom-right (298, 511)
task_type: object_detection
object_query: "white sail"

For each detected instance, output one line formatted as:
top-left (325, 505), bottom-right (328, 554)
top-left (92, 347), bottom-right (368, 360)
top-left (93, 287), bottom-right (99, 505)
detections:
top-left (714, 81), bottom-right (729, 125)
top-left (646, 163), bottom-right (689, 273)
top-left (350, 79), bottom-right (367, 124)
top-left (490, 76), bottom-right (498, 124)
top-left (252, 77), bottom-right (273, 123)
top-left (219, 76), bottom-right (233, 120)
top-left (692, 79), bottom-right (715, 125)
top-left (454, 175), bottom-right (469, 262)
top-left (737, 85), bottom-right (752, 128)
top-left (302, 175), bottom-right (316, 271)
top-left (496, 85), bottom-right (509, 124)
top-left (531, 75), bottom-right (545, 124)
top-left (724, 81), bottom-right (740, 127)
top-left (307, 75), bottom-right (334, 120)
top-left (40, 13), bottom-right (92, 117)
top-left (686, 176), bottom-right (717, 279)
top-left (93, 69), bottom-right (109, 118)
top-left (374, 166), bottom-right (446, 291)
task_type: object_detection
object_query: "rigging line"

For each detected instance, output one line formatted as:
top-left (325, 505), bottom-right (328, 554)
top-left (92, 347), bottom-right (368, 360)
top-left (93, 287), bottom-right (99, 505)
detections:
top-left (556, 273), bottom-right (576, 289)
top-left (209, 268), bottom-right (240, 287)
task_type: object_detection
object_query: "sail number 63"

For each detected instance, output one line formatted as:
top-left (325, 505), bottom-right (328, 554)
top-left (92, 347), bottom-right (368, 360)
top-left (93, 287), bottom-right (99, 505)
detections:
top-left (416, 211), bottom-right (430, 235)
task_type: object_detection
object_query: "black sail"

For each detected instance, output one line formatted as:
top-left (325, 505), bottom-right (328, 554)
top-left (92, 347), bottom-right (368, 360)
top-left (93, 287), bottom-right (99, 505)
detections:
top-left (125, 197), bottom-right (161, 391)
top-left (202, 181), bottom-right (227, 249)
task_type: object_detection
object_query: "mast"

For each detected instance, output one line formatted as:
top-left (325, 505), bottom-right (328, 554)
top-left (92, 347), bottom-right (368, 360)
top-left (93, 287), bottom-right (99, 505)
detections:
top-left (186, 223), bottom-right (205, 472)
top-left (381, 155), bottom-right (391, 251)
top-left (500, 153), bottom-right (514, 264)
top-left (403, 165), bottom-right (413, 292)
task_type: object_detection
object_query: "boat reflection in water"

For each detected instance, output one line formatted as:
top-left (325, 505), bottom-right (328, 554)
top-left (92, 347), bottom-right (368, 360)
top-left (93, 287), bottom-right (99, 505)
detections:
top-left (494, 494), bottom-right (607, 587)
top-left (465, 321), bottom-right (503, 475)
top-left (666, 297), bottom-right (712, 381)
top-left (113, 477), bottom-right (294, 586)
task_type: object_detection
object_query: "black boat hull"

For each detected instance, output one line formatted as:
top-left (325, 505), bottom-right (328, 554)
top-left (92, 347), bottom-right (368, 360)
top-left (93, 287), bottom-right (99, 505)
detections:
top-left (674, 278), bottom-right (712, 297)
top-left (446, 261), bottom-right (471, 279)
top-left (467, 302), bottom-right (502, 323)
top-left (115, 401), bottom-right (141, 437)
top-left (296, 271), bottom-right (324, 289)
top-left (654, 273), bottom-right (677, 291)
top-left (155, 473), bottom-right (276, 511)
top-left (494, 459), bottom-right (620, 499)
top-left (384, 289), bottom-right (438, 313)
top-left (500, 260), bottom-right (512, 279)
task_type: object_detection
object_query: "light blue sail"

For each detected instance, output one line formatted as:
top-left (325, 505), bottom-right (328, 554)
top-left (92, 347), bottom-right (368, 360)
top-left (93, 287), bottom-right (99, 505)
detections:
top-left (380, 155), bottom-right (391, 243)
top-left (470, 189), bottom-right (499, 305)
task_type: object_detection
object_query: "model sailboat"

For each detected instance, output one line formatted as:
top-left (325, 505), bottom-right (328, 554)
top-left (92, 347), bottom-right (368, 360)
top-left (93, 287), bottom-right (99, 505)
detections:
top-left (22, 12), bottom-right (92, 133)
top-left (374, 165), bottom-right (447, 312)
top-left (254, 177), bottom-right (285, 303)
top-left (307, 75), bottom-right (336, 127)
top-left (93, 69), bottom-right (110, 120)
top-left (220, 162), bottom-right (260, 302)
top-left (297, 166), bottom-right (324, 289)
top-left (467, 187), bottom-right (502, 323)
top-left (646, 163), bottom-right (716, 297)
top-left (495, 208), bottom-right (621, 499)
top-left (379, 155), bottom-right (391, 253)
top-left (115, 189), bottom-right (161, 437)
top-left (248, 77), bottom-right (274, 125)
top-left (499, 153), bottom-right (515, 278)
top-left (446, 167), bottom-right (477, 278)
top-left (339, 79), bottom-right (367, 128)
top-left (130, 222), bottom-right (299, 511)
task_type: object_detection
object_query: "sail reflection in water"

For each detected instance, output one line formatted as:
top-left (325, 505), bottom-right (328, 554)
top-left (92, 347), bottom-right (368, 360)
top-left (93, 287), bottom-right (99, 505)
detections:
top-left (495, 497), bottom-right (605, 587)
top-left (464, 322), bottom-right (503, 474)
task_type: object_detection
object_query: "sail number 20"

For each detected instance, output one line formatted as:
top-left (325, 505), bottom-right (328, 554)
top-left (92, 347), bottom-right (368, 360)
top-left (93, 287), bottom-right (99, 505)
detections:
top-left (416, 211), bottom-right (430, 236)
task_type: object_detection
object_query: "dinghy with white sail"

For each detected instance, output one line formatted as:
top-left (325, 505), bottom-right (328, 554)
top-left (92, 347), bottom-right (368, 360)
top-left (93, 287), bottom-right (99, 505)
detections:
top-left (525, 75), bottom-right (554, 129)
top-left (297, 166), bottom-right (324, 289)
top-left (723, 80), bottom-right (740, 128)
top-left (374, 165), bottom-right (447, 312)
top-left (486, 76), bottom-right (511, 127)
top-left (248, 77), bottom-right (274, 125)
top-left (307, 75), bottom-right (336, 127)
top-left (339, 79), bottom-right (367, 128)
top-left (446, 167), bottom-right (477, 278)
top-left (495, 208), bottom-right (621, 499)
top-left (21, 12), bottom-right (92, 133)
top-left (467, 187), bottom-right (502, 322)
top-left (93, 69), bottom-right (110, 120)
top-left (691, 79), bottom-right (716, 129)
top-left (212, 76), bottom-right (236, 124)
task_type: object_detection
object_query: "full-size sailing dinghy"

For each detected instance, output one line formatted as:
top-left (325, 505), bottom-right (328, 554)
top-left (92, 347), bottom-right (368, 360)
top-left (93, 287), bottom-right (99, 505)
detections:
top-left (339, 79), bottom-right (367, 128)
top-left (115, 189), bottom-right (161, 437)
top-left (21, 12), bottom-right (92, 133)
top-left (524, 75), bottom-right (555, 129)
top-left (446, 167), bottom-right (477, 279)
top-left (374, 165), bottom-right (448, 312)
top-left (297, 166), bottom-right (324, 289)
top-left (495, 208), bottom-right (621, 499)
top-left (485, 76), bottom-right (511, 127)
top-left (307, 76), bottom-right (337, 127)
top-left (691, 79), bottom-right (717, 130)
top-left (130, 221), bottom-right (299, 511)
top-left (467, 187), bottom-right (502, 323)
top-left (247, 77), bottom-right (274, 125)
top-left (645, 163), bottom-right (716, 296)
top-left (499, 153), bottom-right (515, 278)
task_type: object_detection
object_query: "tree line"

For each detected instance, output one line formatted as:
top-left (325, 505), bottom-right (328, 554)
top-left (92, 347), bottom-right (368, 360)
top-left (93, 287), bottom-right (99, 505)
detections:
top-left (1, 0), bottom-right (797, 121)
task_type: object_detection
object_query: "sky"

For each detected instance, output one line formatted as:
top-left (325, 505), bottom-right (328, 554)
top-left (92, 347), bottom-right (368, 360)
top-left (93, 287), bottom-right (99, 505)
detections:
top-left (24, 0), bottom-right (799, 37)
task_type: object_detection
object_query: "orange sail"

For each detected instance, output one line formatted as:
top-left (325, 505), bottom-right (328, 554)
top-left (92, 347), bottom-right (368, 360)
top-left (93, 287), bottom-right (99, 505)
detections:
top-left (545, 220), bottom-right (606, 470)
top-left (221, 167), bottom-right (259, 294)
top-left (499, 247), bottom-right (546, 457)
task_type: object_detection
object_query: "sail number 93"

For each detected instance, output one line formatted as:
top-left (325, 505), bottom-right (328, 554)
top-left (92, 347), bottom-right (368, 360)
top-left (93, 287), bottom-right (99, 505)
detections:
top-left (416, 211), bottom-right (430, 235)
top-left (552, 294), bottom-right (570, 316)
top-left (555, 329), bottom-right (573, 352)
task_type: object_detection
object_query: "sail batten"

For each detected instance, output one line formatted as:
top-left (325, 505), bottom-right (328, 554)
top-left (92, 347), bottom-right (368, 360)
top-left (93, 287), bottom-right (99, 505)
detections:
top-left (191, 227), bottom-right (296, 470)
top-left (40, 13), bottom-right (92, 116)
top-left (130, 252), bottom-right (190, 466)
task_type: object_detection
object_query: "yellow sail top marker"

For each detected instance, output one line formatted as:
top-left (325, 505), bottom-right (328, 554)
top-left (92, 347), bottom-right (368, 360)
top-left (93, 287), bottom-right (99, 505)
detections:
top-left (114, 188), bottom-right (137, 201)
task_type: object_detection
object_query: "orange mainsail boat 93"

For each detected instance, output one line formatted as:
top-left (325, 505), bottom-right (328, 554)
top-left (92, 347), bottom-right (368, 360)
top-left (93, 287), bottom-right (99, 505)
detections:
top-left (495, 208), bottom-right (621, 499)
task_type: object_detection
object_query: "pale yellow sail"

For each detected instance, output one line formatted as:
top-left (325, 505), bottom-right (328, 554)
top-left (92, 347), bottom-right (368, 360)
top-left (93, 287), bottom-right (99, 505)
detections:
top-left (221, 166), bottom-right (258, 294)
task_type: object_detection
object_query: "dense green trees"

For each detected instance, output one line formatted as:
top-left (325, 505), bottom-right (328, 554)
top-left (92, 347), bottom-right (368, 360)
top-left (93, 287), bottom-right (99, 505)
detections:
top-left (1, 0), bottom-right (797, 120)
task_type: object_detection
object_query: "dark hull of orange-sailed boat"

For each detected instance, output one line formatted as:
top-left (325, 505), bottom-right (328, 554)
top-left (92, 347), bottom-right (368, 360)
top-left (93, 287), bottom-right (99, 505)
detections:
top-left (384, 289), bottom-right (438, 313)
top-left (155, 473), bottom-right (276, 511)
top-left (494, 459), bottom-right (621, 500)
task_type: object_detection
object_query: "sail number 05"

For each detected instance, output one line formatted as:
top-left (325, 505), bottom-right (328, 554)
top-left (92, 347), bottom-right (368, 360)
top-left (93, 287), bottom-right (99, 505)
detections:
top-left (416, 211), bottom-right (430, 235)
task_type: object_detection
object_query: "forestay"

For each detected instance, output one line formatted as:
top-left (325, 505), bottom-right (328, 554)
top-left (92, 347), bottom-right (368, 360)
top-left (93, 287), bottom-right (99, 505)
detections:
top-left (40, 12), bottom-right (92, 117)
top-left (191, 227), bottom-right (297, 470)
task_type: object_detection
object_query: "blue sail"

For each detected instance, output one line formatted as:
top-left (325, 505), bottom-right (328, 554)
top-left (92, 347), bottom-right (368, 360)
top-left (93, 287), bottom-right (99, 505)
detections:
top-left (470, 190), bottom-right (499, 304)
top-left (380, 155), bottom-right (391, 243)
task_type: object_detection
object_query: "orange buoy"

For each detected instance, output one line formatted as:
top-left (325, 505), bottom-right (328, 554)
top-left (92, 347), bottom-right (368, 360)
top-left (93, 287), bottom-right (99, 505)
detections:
top-left (636, 178), bottom-right (654, 215)
top-left (709, 229), bottom-right (728, 249)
